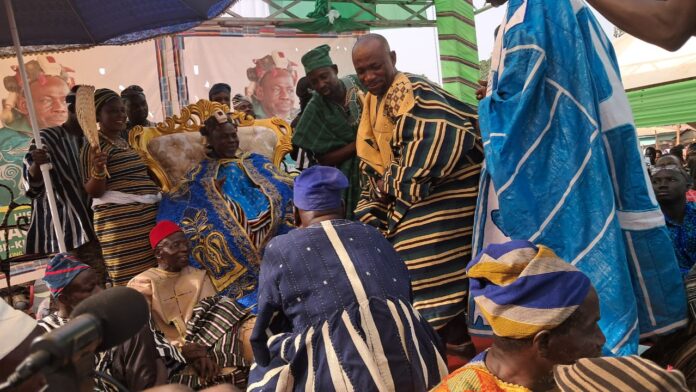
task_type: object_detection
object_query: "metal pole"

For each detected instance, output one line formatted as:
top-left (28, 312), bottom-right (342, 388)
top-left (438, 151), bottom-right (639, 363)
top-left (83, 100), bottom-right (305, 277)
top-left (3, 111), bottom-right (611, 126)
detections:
top-left (4, 0), bottom-right (67, 253)
top-left (677, 124), bottom-right (681, 146)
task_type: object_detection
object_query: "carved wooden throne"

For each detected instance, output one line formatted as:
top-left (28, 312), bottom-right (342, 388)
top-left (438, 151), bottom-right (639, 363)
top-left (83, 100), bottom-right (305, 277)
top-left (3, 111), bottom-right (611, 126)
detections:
top-left (129, 99), bottom-right (293, 192)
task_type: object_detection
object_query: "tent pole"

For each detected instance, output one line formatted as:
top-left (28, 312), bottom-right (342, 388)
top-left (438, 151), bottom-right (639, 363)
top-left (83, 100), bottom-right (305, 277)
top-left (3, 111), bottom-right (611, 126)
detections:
top-left (4, 0), bottom-right (67, 253)
top-left (677, 124), bottom-right (681, 146)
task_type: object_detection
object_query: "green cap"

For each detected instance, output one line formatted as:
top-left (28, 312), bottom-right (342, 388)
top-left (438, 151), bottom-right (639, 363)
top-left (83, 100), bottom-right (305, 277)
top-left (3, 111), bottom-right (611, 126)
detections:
top-left (301, 44), bottom-right (334, 74)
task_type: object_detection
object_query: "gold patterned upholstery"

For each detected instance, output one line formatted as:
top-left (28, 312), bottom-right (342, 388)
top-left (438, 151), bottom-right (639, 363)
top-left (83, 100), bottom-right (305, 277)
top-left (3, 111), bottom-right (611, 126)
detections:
top-left (130, 99), bottom-right (293, 192)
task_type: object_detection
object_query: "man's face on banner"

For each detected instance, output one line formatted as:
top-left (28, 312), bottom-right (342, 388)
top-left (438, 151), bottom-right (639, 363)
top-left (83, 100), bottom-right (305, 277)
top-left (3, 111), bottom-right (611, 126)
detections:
top-left (256, 69), bottom-right (295, 118)
top-left (18, 76), bottom-right (70, 128)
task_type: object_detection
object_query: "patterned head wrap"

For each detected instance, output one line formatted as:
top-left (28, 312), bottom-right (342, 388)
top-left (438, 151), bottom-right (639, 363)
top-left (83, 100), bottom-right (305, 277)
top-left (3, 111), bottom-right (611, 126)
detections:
top-left (94, 88), bottom-right (120, 115)
top-left (245, 51), bottom-right (298, 100)
top-left (467, 240), bottom-right (592, 339)
top-left (2, 55), bottom-right (75, 126)
top-left (2, 56), bottom-right (75, 94)
top-left (554, 356), bottom-right (689, 392)
top-left (43, 253), bottom-right (91, 298)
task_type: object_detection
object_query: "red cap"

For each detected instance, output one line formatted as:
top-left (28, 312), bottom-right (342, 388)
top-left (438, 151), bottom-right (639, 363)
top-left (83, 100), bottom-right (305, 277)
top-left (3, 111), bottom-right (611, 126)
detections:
top-left (149, 220), bottom-right (182, 249)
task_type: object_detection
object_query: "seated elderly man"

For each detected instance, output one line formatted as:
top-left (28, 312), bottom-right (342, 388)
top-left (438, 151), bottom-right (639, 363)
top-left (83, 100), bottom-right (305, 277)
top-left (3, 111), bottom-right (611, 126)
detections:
top-left (249, 166), bottom-right (447, 391)
top-left (128, 221), bottom-right (255, 390)
top-left (40, 253), bottom-right (165, 391)
top-left (433, 240), bottom-right (605, 392)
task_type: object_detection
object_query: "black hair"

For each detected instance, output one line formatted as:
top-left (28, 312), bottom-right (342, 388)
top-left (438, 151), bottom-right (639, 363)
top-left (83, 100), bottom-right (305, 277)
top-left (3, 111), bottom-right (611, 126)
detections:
top-left (65, 85), bottom-right (81, 113)
top-left (687, 143), bottom-right (696, 155)
top-left (208, 83), bottom-right (231, 100)
top-left (120, 85), bottom-right (145, 99)
top-left (670, 144), bottom-right (685, 163)
top-left (296, 76), bottom-right (313, 112)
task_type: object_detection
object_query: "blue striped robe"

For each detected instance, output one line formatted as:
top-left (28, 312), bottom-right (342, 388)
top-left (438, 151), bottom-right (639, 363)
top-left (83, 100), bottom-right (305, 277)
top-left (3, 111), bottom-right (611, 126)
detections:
top-left (249, 219), bottom-right (447, 391)
top-left (473, 0), bottom-right (687, 356)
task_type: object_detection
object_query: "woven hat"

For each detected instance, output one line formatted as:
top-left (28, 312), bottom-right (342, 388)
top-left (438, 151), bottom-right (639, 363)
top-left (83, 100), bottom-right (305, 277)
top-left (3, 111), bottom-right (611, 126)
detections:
top-left (554, 355), bottom-right (689, 392)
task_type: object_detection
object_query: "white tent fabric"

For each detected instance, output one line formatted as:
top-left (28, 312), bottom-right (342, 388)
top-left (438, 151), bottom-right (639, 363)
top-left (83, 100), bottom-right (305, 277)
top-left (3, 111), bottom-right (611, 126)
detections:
top-left (615, 34), bottom-right (696, 90)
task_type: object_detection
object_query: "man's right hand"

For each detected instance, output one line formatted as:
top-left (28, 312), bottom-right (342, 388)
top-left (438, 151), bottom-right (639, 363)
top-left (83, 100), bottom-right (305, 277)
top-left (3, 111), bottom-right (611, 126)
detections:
top-left (182, 342), bottom-right (219, 381)
top-left (31, 148), bottom-right (50, 166)
top-left (28, 148), bottom-right (50, 181)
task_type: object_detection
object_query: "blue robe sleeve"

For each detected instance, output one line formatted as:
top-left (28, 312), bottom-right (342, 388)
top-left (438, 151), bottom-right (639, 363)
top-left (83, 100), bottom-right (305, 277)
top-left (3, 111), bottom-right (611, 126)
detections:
top-left (251, 238), bottom-right (288, 366)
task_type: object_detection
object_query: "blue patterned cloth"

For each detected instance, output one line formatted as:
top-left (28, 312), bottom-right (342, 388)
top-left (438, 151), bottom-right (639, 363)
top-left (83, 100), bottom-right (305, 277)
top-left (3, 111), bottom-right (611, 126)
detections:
top-left (157, 153), bottom-right (293, 306)
top-left (248, 220), bottom-right (447, 391)
top-left (473, 0), bottom-right (687, 356)
top-left (665, 202), bottom-right (696, 276)
top-left (220, 163), bottom-right (270, 220)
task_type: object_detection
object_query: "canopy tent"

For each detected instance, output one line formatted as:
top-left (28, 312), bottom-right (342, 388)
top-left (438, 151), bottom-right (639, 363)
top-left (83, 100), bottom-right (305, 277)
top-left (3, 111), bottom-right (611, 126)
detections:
top-left (0, 0), bottom-right (236, 292)
top-left (191, 0), bottom-right (482, 104)
top-left (616, 34), bottom-right (696, 128)
top-left (0, 0), bottom-right (481, 286)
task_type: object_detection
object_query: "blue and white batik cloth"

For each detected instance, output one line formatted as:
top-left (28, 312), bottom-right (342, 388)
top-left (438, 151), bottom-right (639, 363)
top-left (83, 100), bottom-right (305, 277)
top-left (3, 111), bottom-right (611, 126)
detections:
top-left (473, 0), bottom-right (687, 356)
top-left (248, 219), bottom-right (447, 391)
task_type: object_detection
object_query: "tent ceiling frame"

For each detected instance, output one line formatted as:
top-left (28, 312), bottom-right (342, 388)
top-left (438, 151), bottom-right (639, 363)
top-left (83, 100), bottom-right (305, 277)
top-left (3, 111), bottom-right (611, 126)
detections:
top-left (207, 0), bottom-right (438, 29)
top-left (265, 0), bottom-right (303, 18)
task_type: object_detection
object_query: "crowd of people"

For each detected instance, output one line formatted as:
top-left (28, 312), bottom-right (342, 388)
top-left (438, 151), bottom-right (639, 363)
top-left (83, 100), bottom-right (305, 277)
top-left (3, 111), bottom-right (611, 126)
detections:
top-left (1, 0), bottom-right (696, 390)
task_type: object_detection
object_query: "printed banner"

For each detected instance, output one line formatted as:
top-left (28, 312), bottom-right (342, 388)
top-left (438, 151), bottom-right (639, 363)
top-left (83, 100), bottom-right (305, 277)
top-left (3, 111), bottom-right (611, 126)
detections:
top-left (0, 41), bottom-right (160, 258)
top-left (182, 36), bottom-right (358, 122)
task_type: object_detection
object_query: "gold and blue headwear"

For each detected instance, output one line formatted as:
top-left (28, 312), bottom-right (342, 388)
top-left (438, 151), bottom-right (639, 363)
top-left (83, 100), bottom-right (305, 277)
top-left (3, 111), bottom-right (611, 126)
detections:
top-left (467, 240), bottom-right (592, 339)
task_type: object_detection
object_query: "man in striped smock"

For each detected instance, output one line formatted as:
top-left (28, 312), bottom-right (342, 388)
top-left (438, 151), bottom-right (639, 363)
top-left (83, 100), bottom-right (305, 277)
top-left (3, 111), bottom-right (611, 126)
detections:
top-left (22, 85), bottom-right (106, 282)
top-left (249, 166), bottom-right (447, 391)
top-left (351, 34), bottom-right (484, 347)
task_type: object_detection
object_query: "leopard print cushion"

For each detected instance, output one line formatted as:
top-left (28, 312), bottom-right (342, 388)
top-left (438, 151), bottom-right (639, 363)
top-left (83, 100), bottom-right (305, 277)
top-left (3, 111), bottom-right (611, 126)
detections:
top-left (237, 126), bottom-right (277, 162)
top-left (147, 133), bottom-right (207, 187)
